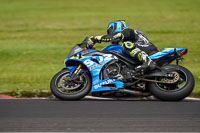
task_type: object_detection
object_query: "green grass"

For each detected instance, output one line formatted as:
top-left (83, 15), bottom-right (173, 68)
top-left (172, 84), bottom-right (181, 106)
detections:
top-left (0, 0), bottom-right (200, 97)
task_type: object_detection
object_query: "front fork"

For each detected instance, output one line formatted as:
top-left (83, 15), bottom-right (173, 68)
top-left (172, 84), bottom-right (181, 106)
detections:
top-left (70, 64), bottom-right (82, 80)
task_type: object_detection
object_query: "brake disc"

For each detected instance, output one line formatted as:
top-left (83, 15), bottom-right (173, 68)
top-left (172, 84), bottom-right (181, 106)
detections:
top-left (60, 75), bottom-right (82, 90)
top-left (163, 71), bottom-right (180, 84)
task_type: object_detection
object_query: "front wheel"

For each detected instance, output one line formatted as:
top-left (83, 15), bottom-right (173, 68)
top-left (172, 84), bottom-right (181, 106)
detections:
top-left (50, 69), bottom-right (91, 100)
top-left (148, 65), bottom-right (195, 101)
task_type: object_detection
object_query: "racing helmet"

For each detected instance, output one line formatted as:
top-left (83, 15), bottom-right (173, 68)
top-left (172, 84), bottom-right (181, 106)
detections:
top-left (107, 20), bottom-right (128, 35)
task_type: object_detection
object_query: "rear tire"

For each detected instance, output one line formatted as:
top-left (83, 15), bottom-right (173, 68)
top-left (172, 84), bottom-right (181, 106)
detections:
top-left (148, 65), bottom-right (195, 101)
top-left (50, 69), bottom-right (91, 100)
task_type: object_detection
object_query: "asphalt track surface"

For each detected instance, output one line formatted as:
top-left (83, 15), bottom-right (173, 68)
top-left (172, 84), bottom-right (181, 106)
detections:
top-left (0, 98), bottom-right (200, 132)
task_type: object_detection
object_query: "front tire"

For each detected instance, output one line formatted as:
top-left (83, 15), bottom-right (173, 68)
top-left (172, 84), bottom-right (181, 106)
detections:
top-left (148, 65), bottom-right (195, 101)
top-left (50, 69), bottom-right (91, 100)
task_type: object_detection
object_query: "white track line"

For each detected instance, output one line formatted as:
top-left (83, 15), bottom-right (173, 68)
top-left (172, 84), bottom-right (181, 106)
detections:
top-left (85, 96), bottom-right (200, 101)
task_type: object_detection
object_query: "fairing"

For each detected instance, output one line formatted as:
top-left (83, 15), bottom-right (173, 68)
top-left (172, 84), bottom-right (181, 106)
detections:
top-left (65, 51), bottom-right (124, 92)
top-left (149, 48), bottom-right (187, 60)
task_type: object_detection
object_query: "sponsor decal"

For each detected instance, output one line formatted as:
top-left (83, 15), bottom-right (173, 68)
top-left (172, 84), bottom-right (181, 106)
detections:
top-left (84, 54), bottom-right (116, 68)
top-left (84, 59), bottom-right (94, 67)
top-left (70, 56), bottom-right (84, 59)
top-left (94, 79), bottom-right (116, 89)
top-left (89, 62), bottom-right (106, 71)
top-left (93, 79), bottom-right (99, 85)
top-left (82, 50), bottom-right (88, 54)
top-left (162, 48), bottom-right (172, 52)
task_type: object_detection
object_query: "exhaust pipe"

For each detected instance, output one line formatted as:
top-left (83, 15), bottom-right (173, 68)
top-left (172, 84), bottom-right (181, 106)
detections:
top-left (119, 89), bottom-right (151, 97)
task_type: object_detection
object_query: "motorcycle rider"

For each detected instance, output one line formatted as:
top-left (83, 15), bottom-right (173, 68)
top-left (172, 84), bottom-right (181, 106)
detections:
top-left (87, 20), bottom-right (159, 73)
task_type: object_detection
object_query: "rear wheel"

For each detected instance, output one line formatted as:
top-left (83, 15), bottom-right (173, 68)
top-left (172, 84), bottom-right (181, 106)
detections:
top-left (50, 69), bottom-right (91, 100)
top-left (148, 65), bottom-right (195, 101)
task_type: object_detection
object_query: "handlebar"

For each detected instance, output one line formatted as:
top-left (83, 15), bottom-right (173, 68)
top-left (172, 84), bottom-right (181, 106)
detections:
top-left (78, 37), bottom-right (95, 49)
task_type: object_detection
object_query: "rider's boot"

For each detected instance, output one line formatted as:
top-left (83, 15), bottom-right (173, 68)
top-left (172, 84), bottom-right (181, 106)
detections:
top-left (135, 51), bottom-right (156, 74)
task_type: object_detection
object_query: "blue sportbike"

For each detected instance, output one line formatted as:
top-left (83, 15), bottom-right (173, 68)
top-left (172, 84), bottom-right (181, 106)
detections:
top-left (50, 37), bottom-right (194, 101)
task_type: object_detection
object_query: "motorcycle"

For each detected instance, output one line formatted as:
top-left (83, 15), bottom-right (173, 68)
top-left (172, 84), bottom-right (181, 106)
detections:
top-left (50, 37), bottom-right (195, 101)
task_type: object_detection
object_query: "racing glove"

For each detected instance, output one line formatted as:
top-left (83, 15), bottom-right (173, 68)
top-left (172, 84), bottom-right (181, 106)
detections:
top-left (87, 36), bottom-right (103, 49)
top-left (86, 36), bottom-right (95, 49)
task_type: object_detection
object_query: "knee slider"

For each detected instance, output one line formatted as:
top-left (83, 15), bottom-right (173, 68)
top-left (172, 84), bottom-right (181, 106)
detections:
top-left (130, 48), bottom-right (141, 57)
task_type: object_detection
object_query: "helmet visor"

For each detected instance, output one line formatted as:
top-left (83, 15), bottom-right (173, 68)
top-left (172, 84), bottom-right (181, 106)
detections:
top-left (107, 26), bottom-right (113, 34)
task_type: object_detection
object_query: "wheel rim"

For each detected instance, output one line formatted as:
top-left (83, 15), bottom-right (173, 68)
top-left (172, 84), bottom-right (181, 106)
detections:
top-left (56, 72), bottom-right (88, 95)
top-left (156, 70), bottom-right (187, 92)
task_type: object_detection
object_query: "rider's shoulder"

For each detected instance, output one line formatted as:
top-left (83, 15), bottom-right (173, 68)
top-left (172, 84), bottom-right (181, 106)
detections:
top-left (121, 28), bottom-right (135, 34)
top-left (123, 28), bottom-right (134, 32)
top-left (134, 29), bottom-right (144, 34)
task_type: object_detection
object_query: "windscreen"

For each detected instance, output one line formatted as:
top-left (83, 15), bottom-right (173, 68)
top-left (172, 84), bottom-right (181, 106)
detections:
top-left (67, 45), bottom-right (84, 58)
top-left (67, 37), bottom-right (88, 57)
